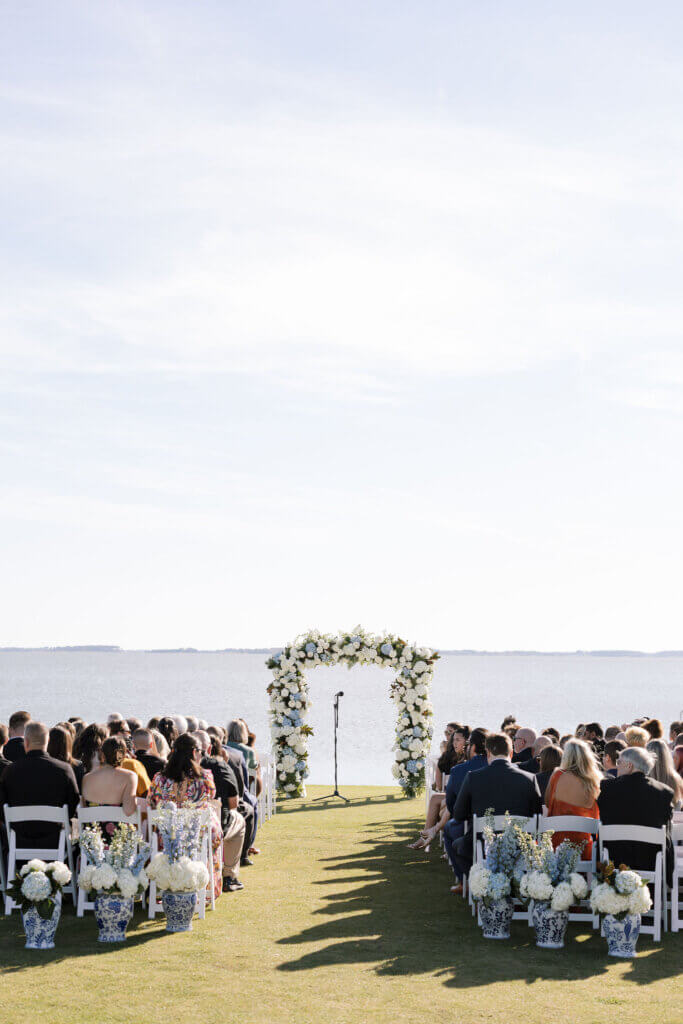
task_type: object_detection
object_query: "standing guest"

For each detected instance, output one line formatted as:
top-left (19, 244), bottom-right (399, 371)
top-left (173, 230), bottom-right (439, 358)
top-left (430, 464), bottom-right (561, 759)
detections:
top-left (4, 711), bottom-right (31, 762)
top-left (536, 745), bottom-right (563, 800)
top-left (545, 739), bottom-right (601, 856)
top-left (624, 726), bottom-right (649, 748)
top-left (147, 734), bottom-right (223, 901)
top-left (0, 722), bottom-right (79, 850)
top-left (603, 739), bottom-right (626, 778)
top-left (196, 731), bottom-right (247, 890)
top-left (643, 718), bottom-right (663, 740)
top-left (133, 729), bottom-right (166, 780)
top-left (598, 747), bottom-right (674, 880)
top-left (73, 723), bottom-right (108, 773)
top-left (518, 735), bottom-right (552, 775)
top-left (647, 739), bottom-right (683, 808)
top-left (158, 717), bottom-right (178, 750)
top-left (81, 736), bottom-right (138, 829)
top-left (512, 727), bottom-right (536, 763)
top-left (48, 724), bottom-right (85, 789)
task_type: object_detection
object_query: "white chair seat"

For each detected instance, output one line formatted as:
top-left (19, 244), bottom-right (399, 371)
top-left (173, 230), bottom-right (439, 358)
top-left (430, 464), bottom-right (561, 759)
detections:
top-left (4, 803), bottom-right (76, 915)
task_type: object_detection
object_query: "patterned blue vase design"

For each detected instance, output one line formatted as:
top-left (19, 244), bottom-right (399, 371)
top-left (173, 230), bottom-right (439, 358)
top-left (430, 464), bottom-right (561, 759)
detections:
top-left (94, 895), bottom-right (134, 942)
top-left (478, 898), bottom-right (513, 939)
top-left (603, 913), bottom-right (641, 958)
top-left (532, 902), bottom-right (568, 949)
top-left (22, 902), bottom-right (61, 950)
top-left (161, 891), bottom-right (198, 932)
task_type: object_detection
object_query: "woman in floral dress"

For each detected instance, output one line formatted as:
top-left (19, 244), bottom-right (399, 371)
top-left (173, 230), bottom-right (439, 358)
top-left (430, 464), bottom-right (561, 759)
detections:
top-left (147, 732), bottom-right (222, 900)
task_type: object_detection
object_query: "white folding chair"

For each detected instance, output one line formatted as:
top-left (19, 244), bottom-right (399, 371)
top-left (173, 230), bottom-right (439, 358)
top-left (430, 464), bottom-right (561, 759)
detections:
top-left (76, 805), bottom-right (141, 916)
top-left (471, 813), bottom-right (537, 922)
top-left (4, 804), bottom-right (76, 914)
top-left (670, 822), bottom-right (683, 932)
top-left (425, 755), bottom-right (439, 813)
top-left (599, 823), bottom-right (667, 942)
top-left (537, 816), bottom-right (600, 927)
top-left (147, 807), bottom-right (211, 920)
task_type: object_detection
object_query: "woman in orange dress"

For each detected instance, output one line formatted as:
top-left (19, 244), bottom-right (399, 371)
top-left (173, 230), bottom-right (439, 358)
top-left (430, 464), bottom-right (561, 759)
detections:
top-left (545, 739), bottom-right (601, 858)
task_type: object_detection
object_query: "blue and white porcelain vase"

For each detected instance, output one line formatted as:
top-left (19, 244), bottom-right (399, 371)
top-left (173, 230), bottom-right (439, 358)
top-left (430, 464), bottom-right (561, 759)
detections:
top-left (161, 890), bottom-right (198, 932)
top-left (478, 898), bottom-right (513, 939)
top-left (603, 913), bottom-right (641, 958)
top-left (532, 902), bottom-right (568, 949)
top-left (94, 894), bottom-right (134, 942)
top-left (22, 902), bottom-right (61, 950)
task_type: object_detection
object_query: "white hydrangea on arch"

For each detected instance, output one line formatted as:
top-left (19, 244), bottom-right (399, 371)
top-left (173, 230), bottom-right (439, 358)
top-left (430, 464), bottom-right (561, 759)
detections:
top-left (266, 627), bottom-right (439, 798)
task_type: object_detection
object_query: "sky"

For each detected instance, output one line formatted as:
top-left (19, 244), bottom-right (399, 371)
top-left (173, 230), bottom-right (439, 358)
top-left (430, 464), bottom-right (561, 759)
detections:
top-left (1, 2), bottom-right (682, 650)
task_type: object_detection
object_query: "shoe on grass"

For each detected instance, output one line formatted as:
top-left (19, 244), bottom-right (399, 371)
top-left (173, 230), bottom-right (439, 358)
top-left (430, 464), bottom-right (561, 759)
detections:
top-left (222, 876), bottom-right (244, 892)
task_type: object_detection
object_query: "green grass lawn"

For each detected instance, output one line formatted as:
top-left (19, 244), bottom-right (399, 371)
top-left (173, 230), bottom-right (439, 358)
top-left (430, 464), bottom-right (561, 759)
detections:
top-left (1, 786), bottom-right (681, 1024)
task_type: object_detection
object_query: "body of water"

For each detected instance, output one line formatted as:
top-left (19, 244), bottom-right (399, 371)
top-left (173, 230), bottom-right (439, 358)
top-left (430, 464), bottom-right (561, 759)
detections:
top-left (0, 651), bottom-right (680, 785)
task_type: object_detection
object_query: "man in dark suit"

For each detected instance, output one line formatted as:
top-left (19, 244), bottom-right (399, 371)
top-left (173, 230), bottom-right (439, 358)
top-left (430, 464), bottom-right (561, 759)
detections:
top-left (3, 711), bottom-right (32, 763)
top-left (132, 728), bottom-right (166, 781)
top-left (222, 734), bottom-right (259, 855)
top-left (442, 729), bottom-right (488, 891)
top-left (518, 735), bottom-right (552, 775)
top-left (0, 721), bottom-right (79, 850)
top-left (196, 731), bottom-right (247, 892)
top-left (511, 727), bottom-right (536, 763)
top-left (598, 746), bottom-right (674, 881)
top-left (452, 732), bottom-right (542, 881)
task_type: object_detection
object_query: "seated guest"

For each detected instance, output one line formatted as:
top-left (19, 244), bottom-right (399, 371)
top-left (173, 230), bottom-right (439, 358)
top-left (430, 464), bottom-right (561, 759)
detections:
top-left (68, 717), bottom-right (85, 736)
top-left (81, 736), bottom-right (138, 829)
top-left (598, 747), bottom-right (674, 880)
top-left (674, 746), bottom-right (683, 775)
top-left (545, 739), bottom-right (601, 856)
top-left (512, 727), bottom-right (536, 763)
top-left (109, 718), bottom-right (134, 754)
top-left (132, 728), bottom-right (166, 780)
top-left (148, 733), bottom-right (223, 901)
top-left (518, 735), bottom-right (552, 775)
top-left (158, 717), bottom-right (178, 751)
top-left (624, 726), bottom-right (649, 748)
top-left (669, 721), bottom-right (683, 748)
top-left (4, 711), bottom-right (31, 762)
top-left (0, 721), bottom-right (79, 851)
top-left (151, 728), bottom-right (170, 759)
top-left (451, 732), bottom-right (541, 882)
top-left (120, 751), bottom-right (151, 797)
top-left (73, 723), bottom-right (108, 773)
top-left (196, 731), bottom-right (247, 890)
top-left (227, 719), bottom-right (258, 773)
top-left (48, 724), bottom-right (85, 789)
top-left (647, 739), bottom-right (683, 809)
top-left (407, 724), bottom-right (469, 850)
top-left (171, 715), bottom-right (188, 736)
top-left (241, 719), bottom-right (263, 798)
top-left (185, 716), bottom-right (199, 733)
top-left (584, 722), bottom-right (605, 756)
top-left (603, 739), bottom-right (626, 778)
top-left (542, 727), bottom-right (560, 742)
top-left (536, 744), bottom-right (563, 799)
top-left (643, 718), bottom-right (663, 740)
top-left (441, 728), bottom-right (489, 891)
top-left (126, 717), bottom-right (142, 735)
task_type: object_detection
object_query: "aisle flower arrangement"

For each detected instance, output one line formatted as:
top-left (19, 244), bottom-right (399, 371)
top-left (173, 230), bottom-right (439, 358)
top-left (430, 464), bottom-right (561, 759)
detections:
top-left (469, 815), bottom-right (526, 939)
top-left (517, 831), bottom-right (587, 948)
top-left (146, 804), bottom-right (210, 932)
top-left (8, 859), bottom-right (72, 949)
top-left (590, 861), bottom-right (651, 957)
top-left (78, 823), bottom-right (149, 942)
top-left (266, 626), bottom-right (439, 798)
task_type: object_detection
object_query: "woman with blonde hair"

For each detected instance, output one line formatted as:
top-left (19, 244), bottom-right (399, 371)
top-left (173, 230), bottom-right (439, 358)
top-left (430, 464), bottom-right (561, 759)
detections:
top-left (545, 738), bottom-right (601, 856)
top-left (647, 739), bottom-right (683, 808)
top-left (624, 725), bottom-right (649, 747)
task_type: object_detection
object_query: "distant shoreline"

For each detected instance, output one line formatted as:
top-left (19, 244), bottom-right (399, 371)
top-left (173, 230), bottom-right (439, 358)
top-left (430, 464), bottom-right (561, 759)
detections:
top-left (1, 646), bottom-right (683, 657)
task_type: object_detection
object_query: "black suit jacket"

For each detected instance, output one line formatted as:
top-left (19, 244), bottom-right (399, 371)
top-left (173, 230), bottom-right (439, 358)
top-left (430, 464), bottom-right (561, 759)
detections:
top-left (224, 747), bottom-right (246, 798)
top-left (135, 751), bottom-right (165, 782)
top-left (0, 750), bottom-right (79, 850)
top-left (4, 737), bottom-right (27, 763)
top-left (518, 756), bottom-right (540, 775)
top-left (453, 758), bottom-right (542, 825)
top-left (597, 773), bottom-right (674, 880)
top-left (201, 755), bottom-right (239, 833)
top-left (512, 748), bottom-right (533, 764)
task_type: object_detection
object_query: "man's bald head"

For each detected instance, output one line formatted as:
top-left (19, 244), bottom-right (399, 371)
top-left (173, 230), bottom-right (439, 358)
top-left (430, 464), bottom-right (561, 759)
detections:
top-left (513, 727), bottom-right (537, 755)
top-left (195, 730), bottom-right (211, 754)
top-left (533, 735), bottom-right (552, 756)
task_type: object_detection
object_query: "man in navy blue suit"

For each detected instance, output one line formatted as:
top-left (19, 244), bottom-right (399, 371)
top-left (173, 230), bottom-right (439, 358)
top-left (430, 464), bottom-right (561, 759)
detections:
top-left (442, 729), bottom-right (488, 892)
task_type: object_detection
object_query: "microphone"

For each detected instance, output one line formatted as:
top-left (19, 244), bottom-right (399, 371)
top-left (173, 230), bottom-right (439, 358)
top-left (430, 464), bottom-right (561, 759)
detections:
top-left (335, 691), bottom-right (344, 697)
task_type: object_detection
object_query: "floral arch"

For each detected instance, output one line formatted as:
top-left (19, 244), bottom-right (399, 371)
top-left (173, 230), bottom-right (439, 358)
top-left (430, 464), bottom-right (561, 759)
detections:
top-left (266, 627), bottom-right (439, 799)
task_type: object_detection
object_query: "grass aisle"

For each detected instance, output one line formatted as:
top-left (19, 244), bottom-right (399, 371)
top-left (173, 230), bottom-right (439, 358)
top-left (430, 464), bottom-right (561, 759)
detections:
top-left (1, 786), bottom-right (681, 1024)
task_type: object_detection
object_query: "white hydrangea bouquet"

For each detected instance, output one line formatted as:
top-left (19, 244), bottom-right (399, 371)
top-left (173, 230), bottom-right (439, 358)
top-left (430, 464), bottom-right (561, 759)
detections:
top-left (146, 804), bottom-right (210, 893)
top-left (78, 823), bottom-right (149, 900)
top-left (267, 626), bottom-right (439, 798)
top-left (469, 814), bottom-right (528, 906)
top-left (7, 859), bottom-right (72, 918)
top-left (590, 861), bottom-right (652, 919)
top-left (517, 830), bottom-right (588, 911)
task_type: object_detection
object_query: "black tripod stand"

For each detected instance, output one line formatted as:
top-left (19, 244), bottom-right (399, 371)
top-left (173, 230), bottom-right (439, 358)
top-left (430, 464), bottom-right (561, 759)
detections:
top-left (313, 690), bottom-right (349, 803)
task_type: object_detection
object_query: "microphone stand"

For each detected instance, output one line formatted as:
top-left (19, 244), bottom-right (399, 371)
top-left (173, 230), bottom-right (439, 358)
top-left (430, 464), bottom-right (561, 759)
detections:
top-left (313, 691), bottom-right (349, 803)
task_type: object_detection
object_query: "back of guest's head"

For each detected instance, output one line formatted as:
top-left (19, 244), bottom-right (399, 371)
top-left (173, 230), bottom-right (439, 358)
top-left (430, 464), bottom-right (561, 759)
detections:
top-left (486, 732), bottom-right (513, 759)
top-left (158, 717), bottom-right (178, 747)
top-left (227, 719), bottom-right (247, 744)
top-left (133, 728), bottom-right (153, 751)
top-left (24, 721), bottom-right (48, 749)
top-left (68, 716), bottom-right (85, 735)
top-left (48, 725), bottom-right (74, 764)
top-left (625, 726), bottom-right (649, 748)
top-left (209, 736), bottom-right (227, 759)
top-left (172, 715), bottom-right (188, 735)
top-left (560, 739), bottom-right (601, 800)
top-left (197, 718), bottom-right (208, 731)
top-left (109, 719), bottom-right (130, 737)
top-left (533, 735), bottom-right (552, 756)
top-left (585, 722), bottom-right (603, 739)
top-left (542, 727), bottom-right (560, 741)
top-left (675, 732), bottom-right (683, 750)
top-left (101, 736), bottom-right (127, 767)
top-left (0, 723), bottom-right (8, 746)
top-left (151, 728), bottom-right (170, 759)
top-left (674, 746), bottom-right (683, 774)
top-left (247, 731), bottom-right (256, 748)
top-left (604, 726), bottom-right (620, 741)
top-left (73, 722), bottom-right (108, 766)
top-left (575, 723), bottom-right (586, 738)
top-left (468, 728), bottom-right (488, 757)
top-left (9, 710), bottom-right (31, 735)
top-left (560, 734), bottom-right (572, 748)
top-left (107, 712), bottom-right (124, 725)
top-left (147, 716), bottom-right (160, 730)
top-left (185, 716), bottom-right (199, 733)
top-left (195, 729), bottom-right (210, 753)
top-left (647, 738), bottom-right (683, 799)
top-left (669, 720), bottom-right (683, 742)
top-left (539, 745), bottom-right (562, 773)
top-left (501, 715), bottom-right (517, 730)
top-left (620, 746), bottom-right (654, 774)
top-left (126, 717), bottom-right (142, 734)
top-left (515, 727), bottom-right (536, 749)
top-left (164, 732), bottom-right (201, 782)
top-left (643, 718), bottom-right (663, 740)
top-left (604, 739), bottom-right (626, 767)
top-left (56, 720), bottom-right (76, 739)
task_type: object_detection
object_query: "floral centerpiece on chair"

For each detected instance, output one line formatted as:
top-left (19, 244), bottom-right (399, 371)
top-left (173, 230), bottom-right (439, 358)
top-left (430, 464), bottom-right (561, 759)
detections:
top-left (78, 823), bottom-right (149, 942)
top-left (590, 861), bottom-right (652, 958)
top-left (146, 804), bottom-right (210, 932)
top-left (468, 813), bottom-right (527, 939)
top-left (517, 831), bottom-right (588, 949)
top-left (8, 859), bottom-right (72, 950)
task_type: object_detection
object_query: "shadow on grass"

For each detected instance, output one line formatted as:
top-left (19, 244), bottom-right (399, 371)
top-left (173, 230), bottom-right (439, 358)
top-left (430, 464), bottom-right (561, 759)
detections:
top-left (276, 793), bottom-right (402, 815)
top-left (276, 815), bottom-right (683, 987)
